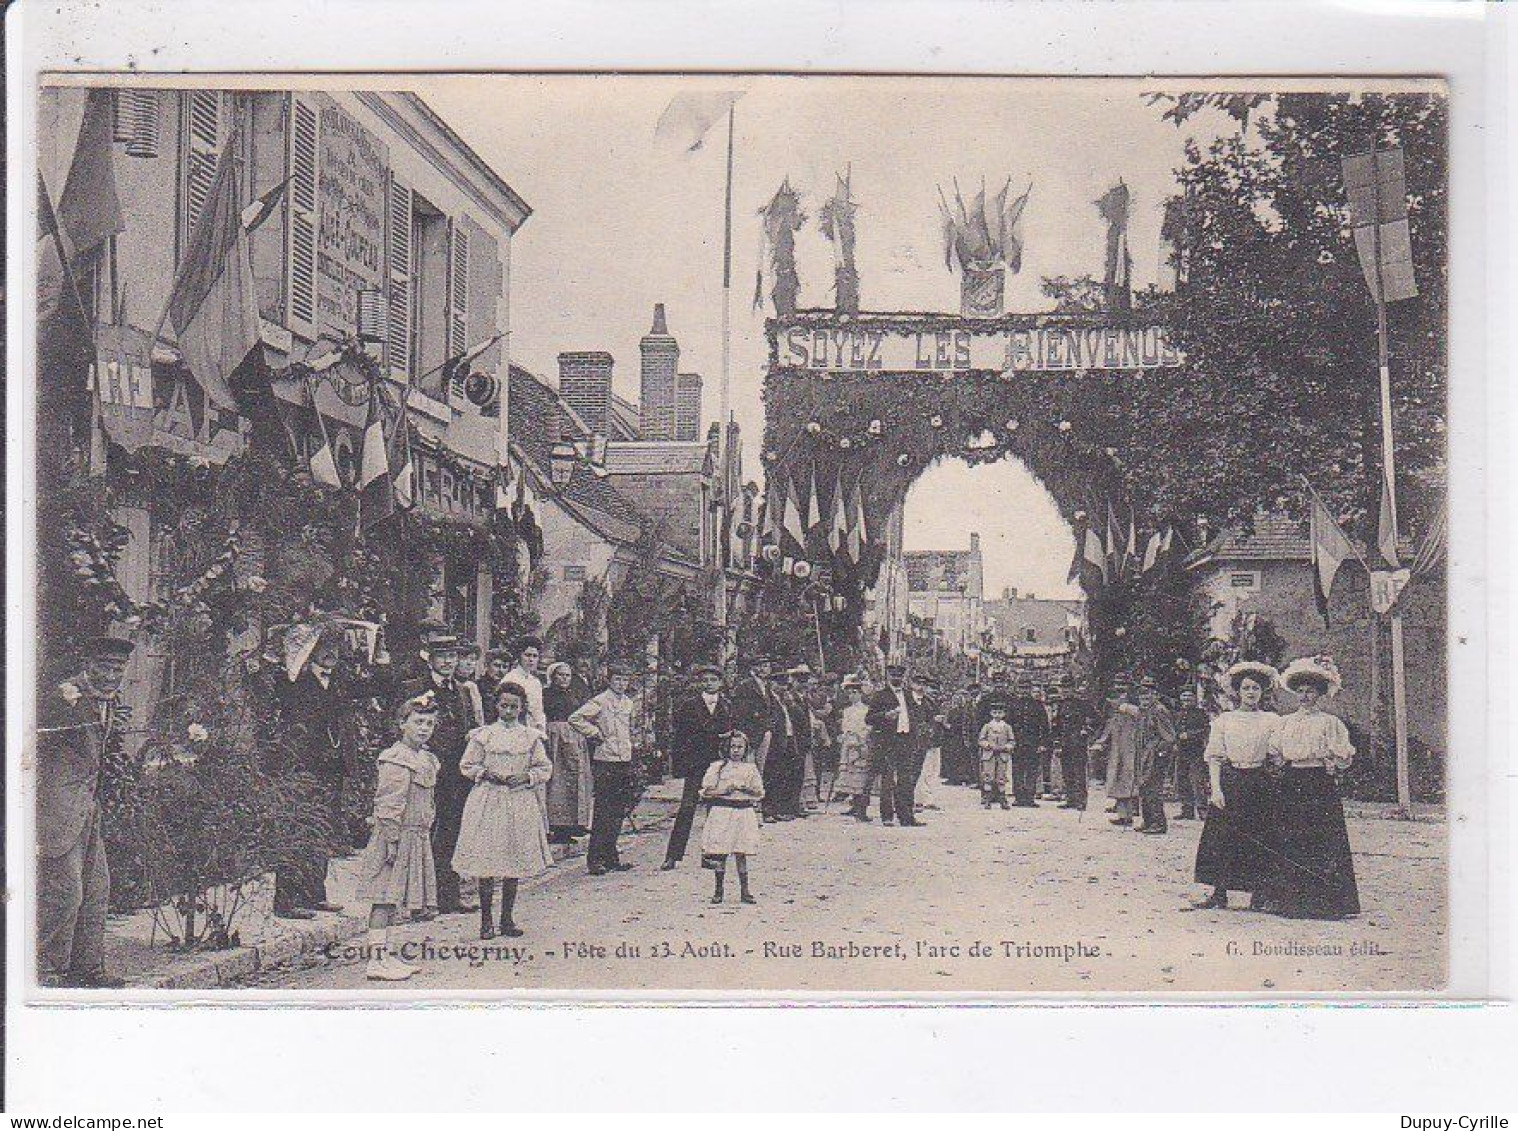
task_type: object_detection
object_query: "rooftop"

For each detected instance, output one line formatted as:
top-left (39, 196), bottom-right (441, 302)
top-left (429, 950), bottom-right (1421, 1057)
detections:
top-left (603, 441), bottom-right (711, 477)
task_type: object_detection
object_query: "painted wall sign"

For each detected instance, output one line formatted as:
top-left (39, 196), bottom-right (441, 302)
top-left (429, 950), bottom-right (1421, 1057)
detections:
top-left (315, 96), bottom-right (388, 341)
top-left (775, 321), bottom-right (1184, 374)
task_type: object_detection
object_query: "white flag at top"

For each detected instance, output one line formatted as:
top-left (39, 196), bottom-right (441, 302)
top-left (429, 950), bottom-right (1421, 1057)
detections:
top-left (654, 91), bottom-right (743, 154)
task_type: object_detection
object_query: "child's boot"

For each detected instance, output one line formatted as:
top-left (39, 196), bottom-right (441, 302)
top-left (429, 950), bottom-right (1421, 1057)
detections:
top-left (478, 880), bottom-right (496, 940)
top-left (365, 930), bottom-right (413, 981)
top-left (739, 875), bottom-right (756, 905)
top-left (499, 879), bottom-right (524, 938)
top-left (711, 872), bottom-right (725, 904)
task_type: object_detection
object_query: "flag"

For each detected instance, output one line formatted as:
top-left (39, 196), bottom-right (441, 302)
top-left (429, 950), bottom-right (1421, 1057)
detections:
top-left (495, 456), bottom-right (518, 513)
top-left (1377, 462), bottom-right (1401, 568)
top-left (1369, 568), bottom-right (1411, 615)
top-left (386, 392), bottom-right (414, 510)
top-left (782, 477), bottom-right (806, 547)
top-left (55, 89), bottom-right (124, 261)
top-left (1001, 182), bottom-right (1032, 274)
top-left (1412, 500), bottom-right (1447, 578)
top-left (1106, 502), bottom-right (1122, 578)
top-left (421, 332), bottom-right (502, 402)
top-left (828, 472), bottom-right (849, 555)
top-left (806, 466), bottom-right (821, 531)
top-left (515, 468), bottom-right (543, 562)
top-left (306, 382), bottom-right (342, 488)
top-left (654, 90), bottom-right (742, 154)
top-left (1308, 488), bottom-right (1356, 624)
top-left (358, 390), bottom-right (394, 531)
top-left (1096, 181), bottom-right (1132, 313)
top-left (37, 174), bottom-right (95, 429)
top-left (1141, 530), bottom-right (1162, 573)
top-left (1125, 512), bottom-right (1137, 575)
top-left (818, 171), bottom-right (860, 313)
top-left (847, 480), bottom-right (866, 563)
top-left (1083, 527), bottom-right (1110, 587)
top-left (160, 137), bottom-right (258, 410)
top-left (240, 176), bottom-right (289, 233)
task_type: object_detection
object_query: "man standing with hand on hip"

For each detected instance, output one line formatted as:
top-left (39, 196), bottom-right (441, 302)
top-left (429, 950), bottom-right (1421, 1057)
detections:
top-left (571, 661), bottom-right (639, 875)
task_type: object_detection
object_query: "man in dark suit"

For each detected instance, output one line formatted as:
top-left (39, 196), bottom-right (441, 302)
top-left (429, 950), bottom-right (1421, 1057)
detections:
top-left (662, 663), bottom-right (732, 869)
top-left (397, 627), bottom-right (474, 914)
top-left (1050, 679), bottom-right (1100, 810)
top-left (729, 654), bottom-right (776, 776)
top-left (762, 666), bottom-right (807, 821)
top-left (1006, 675), bottom-right (1052, 807)
top-left (865, 662), bottom-right (930, 827)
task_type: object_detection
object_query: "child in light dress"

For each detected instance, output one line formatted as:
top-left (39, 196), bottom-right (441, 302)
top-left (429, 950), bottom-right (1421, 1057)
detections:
top-left (699, 731), bottom-right (764, 905)
top-left (452, 682), bottom-right (554, 939)
top-left (978, 704), bottom-right (1015, 809)
top-left (356, 693), bottom-right (441, 982)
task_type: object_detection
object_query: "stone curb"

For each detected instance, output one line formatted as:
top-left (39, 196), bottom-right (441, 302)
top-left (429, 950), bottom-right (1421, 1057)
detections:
top-left (144, 796), bottom-right (680, 989)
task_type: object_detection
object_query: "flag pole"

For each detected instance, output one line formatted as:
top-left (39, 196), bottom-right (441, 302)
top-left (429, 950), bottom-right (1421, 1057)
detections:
top-left (713, 101), bottom-right (735, 648)
top-left (1369, 161), bottom-right (1412, 816)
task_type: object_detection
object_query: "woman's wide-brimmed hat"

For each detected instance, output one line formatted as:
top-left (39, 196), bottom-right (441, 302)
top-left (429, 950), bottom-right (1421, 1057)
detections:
top-left (544, 660), bottom-right (573, 682)
top-left (1280, 655), bottom-right (1343, 698)
top-left (1224, 661), bottom-right (1280, 692)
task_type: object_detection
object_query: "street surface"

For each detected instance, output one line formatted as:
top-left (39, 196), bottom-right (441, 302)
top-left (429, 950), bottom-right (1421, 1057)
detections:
top-left (251, 784), bottom-right (1445, 994)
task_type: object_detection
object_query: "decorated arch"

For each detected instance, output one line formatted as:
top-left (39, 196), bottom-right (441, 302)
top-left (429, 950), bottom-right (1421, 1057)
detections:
top-left (754, 308), bottom-right (1198, 679)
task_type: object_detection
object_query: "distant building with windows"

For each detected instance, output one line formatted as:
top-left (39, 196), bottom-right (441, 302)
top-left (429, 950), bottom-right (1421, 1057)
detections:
top-left (982, 588), bottom-right (1086, 657)
top-left (904, 534), bottom-right (986, 656)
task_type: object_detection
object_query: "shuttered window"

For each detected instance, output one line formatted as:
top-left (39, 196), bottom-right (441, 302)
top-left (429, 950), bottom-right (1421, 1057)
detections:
top-left (177, 91), bottom-right (223, 257)
top-left (446, 220), bottom-right (470, 400)
top-left (386, 177), bottom-right (413, 379)
top-left (285, 96), bottom-right (320, 338)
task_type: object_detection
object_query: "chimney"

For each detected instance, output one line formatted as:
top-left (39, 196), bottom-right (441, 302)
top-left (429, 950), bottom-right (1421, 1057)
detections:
top-left (557, 351), bottom-right (614, 436)
top-left (640, 303), bottom-right (680, 440)
top-left (969, 532), bottom-right (981, 554)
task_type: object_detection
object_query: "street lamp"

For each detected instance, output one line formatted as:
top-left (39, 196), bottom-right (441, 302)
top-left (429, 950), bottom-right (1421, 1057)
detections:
top-left (549, 440), bottom-right (578, 490)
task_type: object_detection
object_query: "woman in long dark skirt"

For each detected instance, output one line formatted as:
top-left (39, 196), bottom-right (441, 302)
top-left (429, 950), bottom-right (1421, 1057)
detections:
top-left (1188, 662), bottom-right (1283, 911)
top-left (1266, 656), bottom-right (1360, 919)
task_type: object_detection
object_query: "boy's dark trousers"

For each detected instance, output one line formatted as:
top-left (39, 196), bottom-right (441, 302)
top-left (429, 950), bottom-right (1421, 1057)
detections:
top-left (1060, 747), bottom-right (1089, 809)
top-left (589, 760), bottom-right (633, 868)
top-left (1138, 753), bottom-right (1171, 831)
top-left (664, 774), bottom-right (705, 863)
top-left (1175, 754), bottom-right (1209, 816)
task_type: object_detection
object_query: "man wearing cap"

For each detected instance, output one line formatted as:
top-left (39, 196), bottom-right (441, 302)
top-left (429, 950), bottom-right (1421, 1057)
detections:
top-left (730, 655), bottom-right (776, 777)
top-left (37, 636), bottom-right (135, 987)
top-left (399, 627), bottom-right (476, 913)
top-left (1006, 675), bottom-right (1052, 808)
top-left (570, 662), bottom-right (639, 874)
top-left (865, 662), bottom-right (929, 827)
top-left (1134, 675), bottom-right (1179, 834)
top-left (1173, 686), bottom-right (1212, 821)
top-left (1091, 675), bottom-right (1142, 824)
top-left (761, 666), bottom-right (808, 821)
top-left (1050, 680), bottom-right (1100, 810)
top-left (662, 663), bottom-right (732, 869)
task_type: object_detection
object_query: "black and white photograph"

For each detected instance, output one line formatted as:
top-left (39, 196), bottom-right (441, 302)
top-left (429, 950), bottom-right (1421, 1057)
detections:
top-left (20, 69), bottom-right (1463, 998)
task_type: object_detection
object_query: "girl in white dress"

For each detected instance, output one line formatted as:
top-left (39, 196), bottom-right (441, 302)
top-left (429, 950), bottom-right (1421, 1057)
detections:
top-left (699, 731), bottom-right (764, 905)
top-left (1189, 662), bottom-right (1283, 911)
top-left (452, 682), bottom-right (554, 939)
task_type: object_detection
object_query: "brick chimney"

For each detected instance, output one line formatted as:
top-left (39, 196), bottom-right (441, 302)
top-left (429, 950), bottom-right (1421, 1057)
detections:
top-left (557, 351), bottom-right (614, 436)
top-left (640, 303), bottom-right (680, 440)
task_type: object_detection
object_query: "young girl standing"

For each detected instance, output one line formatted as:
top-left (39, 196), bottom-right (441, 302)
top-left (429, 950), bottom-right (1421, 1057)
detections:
top-left (699, 731), bottom-right (764, 905)
top-left (356, 693), bottom-right (442, 981)
top-left (452, 682), bottom-right (554, 938)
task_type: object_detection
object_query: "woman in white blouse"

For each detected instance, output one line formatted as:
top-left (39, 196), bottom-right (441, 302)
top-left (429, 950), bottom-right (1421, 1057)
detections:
top-left (1189, 662), bottom-right (1283, 911)
top-left (1265, 656), bottom-right (1361, 919)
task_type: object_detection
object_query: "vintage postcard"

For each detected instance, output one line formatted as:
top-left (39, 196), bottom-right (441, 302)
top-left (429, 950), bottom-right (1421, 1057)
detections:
top-left (26, 72), bottom-right (1450, 997)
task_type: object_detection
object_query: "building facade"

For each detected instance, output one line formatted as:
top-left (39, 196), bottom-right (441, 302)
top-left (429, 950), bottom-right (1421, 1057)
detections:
top-left (41, 83), bottom-right (530, 734)
top-left (903, 534), bottom-right (986, 656)
top-left (982, 588), bottom-right (1086, 658)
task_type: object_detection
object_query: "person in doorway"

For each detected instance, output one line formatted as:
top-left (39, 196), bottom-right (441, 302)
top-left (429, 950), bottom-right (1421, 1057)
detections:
top-left (1265, 656), bottom-right (1360, 919)
top-left (37, 636), bottom-right (136, 987)
top-left (663, 663), bottom-right (732, 869)
top-left (1091, 675), bottom-right (1141, 825)
top-left (453, 682), bottom-right (554, 938)
top-left (1173, 686), bottom-right (1213, 821)
top-left (543, 661), bottom-right (593, 844)
top-left (1134, 675), bottom-right (1179, 834)
top-left (570, 661), bottom-right (638, 874)
top-left (1188, 662), bottom-right (1283, 911)
top-left (355, 692), bottom-right (440, 981)
top-left (699, 730), bottom-right (764, 905)
top-left (866, 662), bottom-right (929, 827)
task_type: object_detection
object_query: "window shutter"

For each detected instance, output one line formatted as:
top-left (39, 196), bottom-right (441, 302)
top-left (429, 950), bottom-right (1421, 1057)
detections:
top-left (178, 91), bottom-right (223, 255)
top-left (446, 220), bottom-right (470, 401)
top-left (386, 176), bottom-right (413, 379)
top-left (285, 96), bottom-right (320, 339)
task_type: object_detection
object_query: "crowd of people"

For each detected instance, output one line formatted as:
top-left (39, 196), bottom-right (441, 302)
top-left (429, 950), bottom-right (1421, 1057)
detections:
top-left (37, 624), bottom-right (1364, 986)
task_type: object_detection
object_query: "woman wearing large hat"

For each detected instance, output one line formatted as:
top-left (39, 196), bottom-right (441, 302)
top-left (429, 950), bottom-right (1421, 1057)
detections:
top-left (1265, 656), bottom-right (1361, 919)
top-left (1188, 661), bottom-right (1284, 911)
